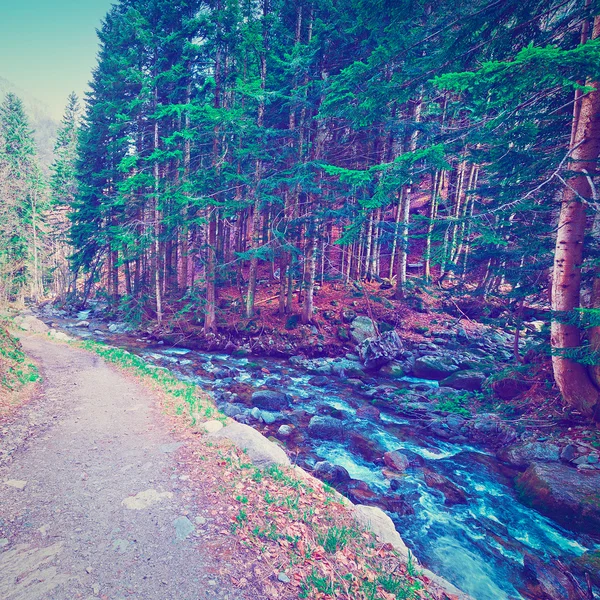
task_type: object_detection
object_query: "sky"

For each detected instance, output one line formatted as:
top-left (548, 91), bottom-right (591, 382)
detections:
top-left (0, 0), bottom-right (115, 120)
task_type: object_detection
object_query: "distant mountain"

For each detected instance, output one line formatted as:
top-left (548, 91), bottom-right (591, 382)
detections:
top-left (0, 76), bottom-right (59, 172)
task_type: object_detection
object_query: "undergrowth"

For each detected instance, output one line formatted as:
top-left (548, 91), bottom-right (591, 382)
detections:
top-left (0, 324), bottom-right (39, 400)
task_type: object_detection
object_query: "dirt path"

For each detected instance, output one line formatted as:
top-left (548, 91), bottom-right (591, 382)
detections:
top-left (0, 334), bottom-right (244, 600)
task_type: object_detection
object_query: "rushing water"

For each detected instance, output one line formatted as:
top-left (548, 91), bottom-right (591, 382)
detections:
top-left (65, 321), bottom-right (598, 599)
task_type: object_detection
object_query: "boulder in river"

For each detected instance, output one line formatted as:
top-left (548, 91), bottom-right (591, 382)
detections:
top-left (251, 390), bottom-right (291, 411)
top-left (359, 330), bottom-right (403, 370)
top-left (422, 467), bottom-right (468, 506)
top-left (313, 461), bottom-right (351, 484)
top-left (347, 430), bottom-right (385, 462)
top-left (307, 415), bottom-right (345, 440)
top-left (330, 358), bottom-right (365, 378)
top-left (516, 462), bottom-right (600, 534)
top-left (412, 355), bottom-right (459, 380)
top-left (439, 370), bottom-right (486, 391)
top-left (496, 442), bottom-right (560, 468)
top-left (377, 360), bottom-right (405, 379)
top-left (349, 316), bottom-right (377, 344)
top-left (383, 450), bottom-right (410, 473)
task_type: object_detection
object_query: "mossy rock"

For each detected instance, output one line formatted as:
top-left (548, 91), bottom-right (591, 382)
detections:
top-left (573, 550), bottom-right (600, 586)
top-left (285, 315), bottom-right (300, 330)
top-left (516, 462), bottom-right (600, 535)
top-left (337, 327), bottom-right (350, 342)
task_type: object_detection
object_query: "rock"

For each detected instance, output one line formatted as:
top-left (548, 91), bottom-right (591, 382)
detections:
top-left (355, 404), bottom-right (380, 420)
top-left (308, 416), bottom-right (345, 441)
top-left (422, 468), bottom-right (468, 506)
top-left (173, 516), bottom-right (195, 541)
top-left (160, 442), bottom-right (184, 453)
top-left (122, 489), bottom-right (173, 510)
top-left (439, 370), bottom-right (486, 391)
top-left (251, 390), bottom-right (290, 411)
top-left (213, 367), bottom-right (235, 379)
top-left (560, 444), bottom-right (577, 463)
top-left (108, 322), bottom-right (131, 333)
top-left (497, 442), bottom-right (560, 468)
top-left (445, 415), bottom-right (466, 433)
top-left (200, 420), bottom-right (223, 434)
top-left (258, 410), bottom-right (282, 425)
top-left (211, 422), bottom-right (290, 468)
top-left (516, 462), bottom-right (600, 534)
top-left (380, 495), bottom-right (415, 515)
top-left (383, 450), bottom-right (410, 473)
top-left (308, 376), bottom-right (329, 387)
top-left (221, 403), bottom-right (247, 418)
top-left (331, 358), bottom-right (365, 378)
top-left (522, 554), bottom-right (580, 600)
top-left (349, 316), bottom-right (377, 345)
top-left (346, 481), bottom-right (380, 505)
top-left (378, 361), bottom-right (405, 379)
top-left (3, 479), bottom-right (27, 490)
top-left (75, 320), bottom-right (90, 328)
top-left (277, 573), bottom-right (291, 584)
top-left (491, 374), bottom-right (533, 400)
top-left (14, 315), bottom-right (48, 334)
top-left (352, 505), bottom-right (410, 560)
top-left (572, 549), bottom-right (600, 587)
top-left (313, 461), bottom-right (351, 484)
top-left (277, 425), bottom-right (293, 438)
top-left (342, 309), bottom-right (357, 324)
top-left (347, 430), bottom-right (385, 462)
top-left (48, 330), bottom-right (71, 342)
top-left (412, 356), bottom-right (459, 380)
top-left (359, 330), bottom-right (403, 370)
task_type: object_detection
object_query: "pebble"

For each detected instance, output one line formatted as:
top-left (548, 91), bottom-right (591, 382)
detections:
top-left (277, 573), bottom-right (290, 583)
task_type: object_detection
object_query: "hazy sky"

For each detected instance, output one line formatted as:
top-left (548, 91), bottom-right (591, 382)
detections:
top-left (0, 1), bottom-right (114, 120)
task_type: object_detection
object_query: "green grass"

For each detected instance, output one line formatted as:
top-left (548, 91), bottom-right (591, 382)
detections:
top-left (299, 569), bottom-right (340, 598)
top-left (0, 324), bottom-right (39, 393)
top-left (317, 525), bottom-right (359, 553)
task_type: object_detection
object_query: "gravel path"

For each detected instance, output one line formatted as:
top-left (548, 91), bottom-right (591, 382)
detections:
top-left (0, 334), bottom-right (243, 600)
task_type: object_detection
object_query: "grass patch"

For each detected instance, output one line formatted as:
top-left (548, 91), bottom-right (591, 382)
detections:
top-left (0, 323), bottom-right (39, 417)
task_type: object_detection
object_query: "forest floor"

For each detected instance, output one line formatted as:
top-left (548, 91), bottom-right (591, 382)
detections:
top-left (0, 329), bottom-right (441, 600)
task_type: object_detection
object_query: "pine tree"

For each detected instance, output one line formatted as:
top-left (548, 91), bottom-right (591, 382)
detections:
top-left (0, 93), bottom-right (45, 302)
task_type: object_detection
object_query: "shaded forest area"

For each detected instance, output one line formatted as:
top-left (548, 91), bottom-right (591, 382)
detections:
top-left (2, 0), bottom-right (600, 421)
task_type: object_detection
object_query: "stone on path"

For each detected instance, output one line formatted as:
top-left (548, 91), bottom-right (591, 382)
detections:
top-left (200, 420), bottom-right (223, 434)
top-left (160, 442), bottom-right (184, 454)
top-left (121, 489), bottom-right (173, 510)
top-left (173, 516), bottom-right (195, 541)
top-left (4, 479), bottom-right (27, 490)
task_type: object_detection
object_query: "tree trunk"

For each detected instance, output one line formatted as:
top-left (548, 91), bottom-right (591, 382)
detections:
top-left (551, 15), bottom-right (600, 419)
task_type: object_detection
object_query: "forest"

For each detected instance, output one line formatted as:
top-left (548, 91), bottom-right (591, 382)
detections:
top-left (2, 0), bottom-right (599, 418)
top-left (2, 0), bottom-right (600, 598)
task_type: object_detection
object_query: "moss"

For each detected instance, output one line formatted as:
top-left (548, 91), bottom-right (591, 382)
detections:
top-left (573, 550), bottom-right (600, 586)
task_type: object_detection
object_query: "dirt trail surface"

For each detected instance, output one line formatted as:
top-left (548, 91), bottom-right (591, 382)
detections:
top-left (0, 334), bottom-right (245, 600)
